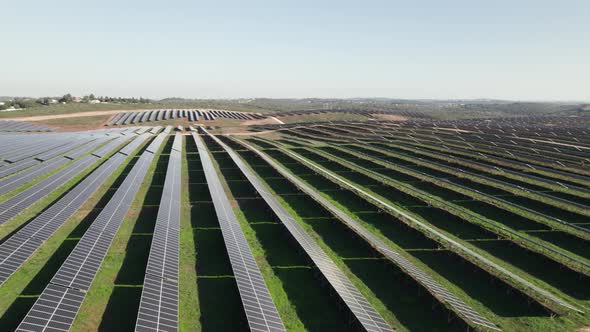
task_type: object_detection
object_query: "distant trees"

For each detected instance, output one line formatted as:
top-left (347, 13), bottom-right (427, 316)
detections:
top-left (59, 94), bottom-right (73, 103)
top-left (0, 94), bottom-right (152, 110)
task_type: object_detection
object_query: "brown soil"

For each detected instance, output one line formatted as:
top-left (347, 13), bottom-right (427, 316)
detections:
top-left (372, 114), bottom-right (409, 121)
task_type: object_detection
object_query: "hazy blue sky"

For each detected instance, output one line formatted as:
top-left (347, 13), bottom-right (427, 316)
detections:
top-left (1, 0), bottom-right (589, 100)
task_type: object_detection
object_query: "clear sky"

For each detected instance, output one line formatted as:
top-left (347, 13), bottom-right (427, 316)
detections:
top-left (1, 0), bottom-right (589, 100)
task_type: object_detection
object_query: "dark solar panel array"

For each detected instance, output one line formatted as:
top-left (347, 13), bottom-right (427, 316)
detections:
top-left (0, 120), bottom-right (54, 132)
top-left (0, 159), bottom-right (40, 178)
top-left (207, 131), bottom-right (394, 332)
top-left (140, 111), bottom-right (150, 123)
top-left (149, 110), bottom-right (157, 122)
top-left (243, 139), bottom-right (501, 331)
top-left (136, 134), bottom-right (181, 332)
top-left (192, 132), bottom-right (286, 332)
top-left (106, 112), bottom-right (125, 126)
top-left (17, 283), bottom-right (85, 331)
top-left (0, 134), bottom-right (110, 178)
top-left (16, 135), bottom-right (166, 332)
top-left (34, 139), bottom-right (93, 161)
top-left (3, 140), bottom-right (71, 163)
top-left (104, 109), bottom-right (263, 126)
top-left (0, 156), bottom-right (69, 195)
top-left (92, 136), bottom-right (130, 158)
top-left (0, 155), bottom-right (98, 225)
top-left (146, 133), bottom-right (168, 153)
top-left (65, 138), bottom-right (110, 160)
top-left (124, 112), bottom-right (138, 125)
top-left (119, 133), bottom-right (151, 156)
top-left (134, 127), bottom-right (150, 135)
top-left (0, 153), bottom-right (127, 286)
top-left (150, 126), bottom-right (162, 134)
top-left (116, 112), bottom-right (132, 125)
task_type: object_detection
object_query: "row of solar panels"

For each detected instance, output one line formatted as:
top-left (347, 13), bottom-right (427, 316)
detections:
top-left (347, 121), bottom-right (590, 175)
top-left (16, 132), bottom-right (166, 332)
top-left (1, 127), bottom-right (489, 331)
top-left (288, 122), bottom-right (590, 191)
top-left (265, 109), bottom-right (427, 118)
top-left (193, 132), bottom-right (287, 332)
top-left (204, 130), bottom-right (396, 331)
top-left (106, 109), bottom-right (265, 126)
top-left (0, 137), bottom-right (113, 195)
top-left (3, 127), bottom-right (491, 331)
top-left (136, 133), bottom-right (182, 332)
top-left (0, 131), bottom-right (155, 286)
top-left (0, 120), bottom-right (54, 132)
top-left (0, 133), bottom-right (94, 163)
top-left (0, 133), bottom-right (142, 224)
top-left (0, 127), bottom-right (161, 174)
top-left (246, 138), bottom-right (501, 330)
top-left (263, 133), bottom-right (585, 313)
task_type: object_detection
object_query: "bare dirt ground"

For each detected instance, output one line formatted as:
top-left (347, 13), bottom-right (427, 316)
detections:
top-left (433, 127), bottom-right (473, 133)
top-left (241, 117), bottom-right (283, 126)
top-left (372, 114), bottom-right (408, 121)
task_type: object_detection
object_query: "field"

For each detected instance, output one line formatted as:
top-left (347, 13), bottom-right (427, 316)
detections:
top-left (0, 109), bottom-right (588, 331)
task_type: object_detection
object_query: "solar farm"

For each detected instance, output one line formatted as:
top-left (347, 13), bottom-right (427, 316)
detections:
top-left (0, 109), bottom-right (588, 332)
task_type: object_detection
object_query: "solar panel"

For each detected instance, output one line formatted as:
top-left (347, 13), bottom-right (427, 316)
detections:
top-left (0, 159), bottom-right (40, 178)
top-left (149, 110), bottom-right (157, 122)
top-left (106, 113), bottom-right (124, 126)
top-left (192, 132), bottom-right (286, 332)
top-left (35, 140), bottom-right (93, 161)
top-left (136, 134), bottom-right (181, 332)
top-left (264, 141), bottom-right (572, 327)
top-left (124, 112), bottom-right (138, 125)
top-left (119, 133), bottom-right (152, 156)
top-left (0, 120), bottom-right (55, 132)
top-left (92, 136), bottom-right (130, 158)
top-left (140, 111), bottom-right (151, 123)
top-left (135, 127), bottom-right (151, 135)
top-left (0, 156), bottom-right (69, 195)
top-left (146, 133), bottom-right (168, 153)
top-left (0, 154), bottom-right (127, 286)
top-left (17, 284), bottom-right (85, 331)
top-left (116, 112), bottom-right (132, 126)
top-left (171, 133), bottom-right (182, 152)
top-left (65, 138), bottom-right (111, 159)
top-left (0, 155), bottom-right (99, 225)
top-left (206, 131), bottom-right (394, 332)
top-left (135, 274), bottom-right (178, 332)
top-left (4, 140), bottom-right (70, 163)
top-left (17, 137), bottom-right (166, 331)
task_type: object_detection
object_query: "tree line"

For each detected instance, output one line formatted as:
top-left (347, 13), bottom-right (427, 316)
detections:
top-left (0, 94), bottom-right (152, 110)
